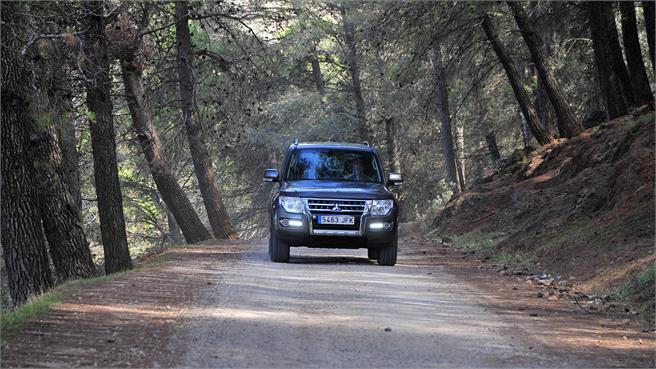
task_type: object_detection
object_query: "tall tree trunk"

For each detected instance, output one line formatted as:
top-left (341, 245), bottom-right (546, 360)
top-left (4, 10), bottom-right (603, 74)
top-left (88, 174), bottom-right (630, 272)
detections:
top-left (120, 58), bottom-right (212, 244)
top-left (485, 133), bottom-right (501, 162)
top-left (481, 14), bottom-right (554, 145)
top-left (29, 51), bottom-right (96, 281)
top-left (384, 117), bottom-right (401, 173)
top-left (166, 207), bottom-right (184, 244)
top-left (532, 64), bottom-right (558, 138)
top-left (472, 155), bottom-right (485, 183)
top-left (175, 1), bottom-right (237, 240)
top-left (507, 2), bottom-right (583, 138)
top-left (81, 0), bottom-right (132, 274)
top-left (587, 2), bottom-right (635, 119)
top-left (432, 42), bottom-right (462, 194)
top-left (341, 4), bottom-right (369, 141)
top-left (527, 19), bottom-right (558, 139)
top-left (57, 119), bottom-right (82, 212)
top-left (518, 65), bottom-right (535, 148)
top-left (1, 3), bottom-right (53, 304)
top-left (643, 1), bottom-right (655, 73)
top-left (620, 2), bottom-right (655, 106)
top-left (29, 127), bottom-right (96, 280)
top-left (309, 46), bottom-right (325, 96)
top-left (519, 111), bottom-right (532, 148)
top-left (475, 85), bottom-right (501, 162)
top-left (456, 123), bottom-right (466, 190)
top-left (51, 74), bottom-right (83, 213)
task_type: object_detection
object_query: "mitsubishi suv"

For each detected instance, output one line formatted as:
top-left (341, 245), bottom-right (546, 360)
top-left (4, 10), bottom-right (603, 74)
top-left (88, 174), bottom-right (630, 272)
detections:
top-left (263, 141), bottom-right (403, 265)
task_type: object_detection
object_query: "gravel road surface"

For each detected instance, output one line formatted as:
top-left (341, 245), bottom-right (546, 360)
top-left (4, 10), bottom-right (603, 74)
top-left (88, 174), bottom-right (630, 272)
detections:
top-left (168, 242), bottom-right (650, 368)
top-left (3, 239), bottom-right (653, 368)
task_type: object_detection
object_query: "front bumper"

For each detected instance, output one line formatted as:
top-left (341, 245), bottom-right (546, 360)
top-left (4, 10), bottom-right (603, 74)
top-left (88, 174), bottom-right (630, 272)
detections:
top-left (273, 205), bottom-right (397, 249)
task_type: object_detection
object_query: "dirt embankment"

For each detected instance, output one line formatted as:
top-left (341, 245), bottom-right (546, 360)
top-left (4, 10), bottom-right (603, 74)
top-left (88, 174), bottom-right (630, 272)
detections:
top-left (432, 111), bottom-right (655, 308)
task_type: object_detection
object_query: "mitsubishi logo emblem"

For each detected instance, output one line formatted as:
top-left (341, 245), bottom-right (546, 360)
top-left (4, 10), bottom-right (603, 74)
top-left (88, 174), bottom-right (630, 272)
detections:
top-left (331, 204), bottom-right (341, 212)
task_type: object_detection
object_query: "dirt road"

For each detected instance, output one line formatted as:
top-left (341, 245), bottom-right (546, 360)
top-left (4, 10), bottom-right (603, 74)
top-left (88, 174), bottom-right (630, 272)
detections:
top-left (2, 239), bottom-right (654, 368)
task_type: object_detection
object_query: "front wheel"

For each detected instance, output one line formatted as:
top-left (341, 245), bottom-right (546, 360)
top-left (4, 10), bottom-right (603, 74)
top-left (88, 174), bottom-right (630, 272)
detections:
top-left (367, 248), bottom-right (379, 260)
top-left (377, 236), bottom-right (397, 266)
top-left (269, 228), bottom-right (290, 263)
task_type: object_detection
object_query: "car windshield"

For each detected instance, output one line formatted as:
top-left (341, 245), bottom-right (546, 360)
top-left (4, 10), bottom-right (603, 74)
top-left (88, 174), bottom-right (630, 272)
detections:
top-left (286, 149), bottom-right (382, 183)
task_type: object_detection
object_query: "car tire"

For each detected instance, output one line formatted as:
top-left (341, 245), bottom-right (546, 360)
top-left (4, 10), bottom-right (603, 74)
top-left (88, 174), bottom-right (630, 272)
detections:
top-left (377, 236), bottom-right (397, 266)
top-left (269, 228), bottom-right (290, 263)
top-left (367, 248), bottom-right (379, 260)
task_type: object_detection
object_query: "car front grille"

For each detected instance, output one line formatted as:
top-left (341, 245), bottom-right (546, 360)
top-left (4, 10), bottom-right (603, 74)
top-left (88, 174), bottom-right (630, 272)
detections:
top-left (306, 198), bottom-right (367, 214)
top-left (306, 198), bottom-right (367, 232)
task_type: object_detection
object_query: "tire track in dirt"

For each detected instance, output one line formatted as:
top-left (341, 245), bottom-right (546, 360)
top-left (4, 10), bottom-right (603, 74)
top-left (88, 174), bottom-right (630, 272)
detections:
top-left (2, 238), bottom-right (654, 368)
top-left (174, 243), bottom-right (547, 368)
top-left (1, 243), bottom-right (246, 367)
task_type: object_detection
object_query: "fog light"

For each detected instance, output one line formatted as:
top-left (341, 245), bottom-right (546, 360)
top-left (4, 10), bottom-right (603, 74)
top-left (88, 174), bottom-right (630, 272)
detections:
top-left (280, 218), bottom-right (303, 227)
top-left (370, 222), bottom-right (391, 230)
top-left (288, 219), bottom-right (303, 227)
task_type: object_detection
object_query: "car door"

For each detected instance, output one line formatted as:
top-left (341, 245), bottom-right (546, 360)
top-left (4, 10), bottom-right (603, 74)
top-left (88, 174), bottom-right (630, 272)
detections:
top-left (267, 148), bottom-right (293, 228)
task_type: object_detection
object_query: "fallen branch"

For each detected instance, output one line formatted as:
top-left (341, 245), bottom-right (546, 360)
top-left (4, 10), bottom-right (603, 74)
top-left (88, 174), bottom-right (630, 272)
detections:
top-left (471, 211), bottom-right (497, 225)
top-left (424, 228), bottom-right (440, 237)
top-left (572, 294), bottom-right (592, 314)
top-left (21, 31), bottom-right (85, 56)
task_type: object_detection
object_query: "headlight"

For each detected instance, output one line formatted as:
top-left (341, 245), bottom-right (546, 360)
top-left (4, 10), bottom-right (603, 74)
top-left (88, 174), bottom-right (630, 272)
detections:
top-left (279, 196), bottom-right (304, 213)
top-left (370, 199), bottom-right (393, 216)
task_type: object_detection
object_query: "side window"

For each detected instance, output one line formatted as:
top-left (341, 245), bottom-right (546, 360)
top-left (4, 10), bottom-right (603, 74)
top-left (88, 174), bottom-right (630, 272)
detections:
top-left (281, 149), bottom-right (294, 181)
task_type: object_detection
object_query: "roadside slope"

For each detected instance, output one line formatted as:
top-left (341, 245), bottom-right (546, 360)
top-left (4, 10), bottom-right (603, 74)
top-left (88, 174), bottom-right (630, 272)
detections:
top-left (432, 111), bottom-right (655, 315)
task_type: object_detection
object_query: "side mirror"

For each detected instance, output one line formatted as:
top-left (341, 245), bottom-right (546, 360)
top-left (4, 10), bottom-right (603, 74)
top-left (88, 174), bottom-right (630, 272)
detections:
top-left (263, 168), bottom-right (279, 182)
top-left (387, 172), bottom-right (403, 186)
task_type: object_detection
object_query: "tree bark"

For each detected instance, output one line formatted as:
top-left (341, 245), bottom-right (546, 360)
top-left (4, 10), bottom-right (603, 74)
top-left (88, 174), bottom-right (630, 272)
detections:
top-left (481, 14), bottom-right (554, 145)
top-left (532, 64), bottom-right (558, 138)
top-left (432, 43), bottom-right (462, 195)
top-left (175, 1), bottom-right (237, 240)
top-left (1, 3), bottom-right (54, 304)
top-left (519, 111), bottom-right (532, 148)
top-left (475, 84), bottom-right (501, 162)
top-left (309, 46), bottom-right (325, 96)
top-left (384, 117), bottom-right (401, 173)
top-left (527, 19), bottom-right (558, 139)
top-left (586, 2), bottom-right (635, 119)
top-left (81, 0), bottom-right (132, 274)
top-left (507, 2), bottom-right (583, 138)
top-left (57, 120), bottom-right (82, 212)
top-left (643, 1), bottom-right (655, 73)
top-left (166, 207), bottom-right (184, 244)
top-left (29, 127), bottom-right (96, 280)
top-left (341, 4), bottom-right (369, 141)
top-left (456, 123), bottom-right (466, 190)
top-left (120, 58), bottom-right (213, 244)
top-left (485, 133), bottom-right (501, 162)
top-left (50, 74), bottom-right (83, 213)
top-left (620, 2), bottom-right (655, 106)
top-left (27, 50), bottom-right (96, 281)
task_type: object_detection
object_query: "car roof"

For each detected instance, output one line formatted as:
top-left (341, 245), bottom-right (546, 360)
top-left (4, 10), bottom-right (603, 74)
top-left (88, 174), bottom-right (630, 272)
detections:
top-left (290, 142), bottom-right (375, 152)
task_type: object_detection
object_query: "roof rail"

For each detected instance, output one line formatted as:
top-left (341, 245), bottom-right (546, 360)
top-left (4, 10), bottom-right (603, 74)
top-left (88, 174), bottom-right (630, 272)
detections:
top-left (362, 141), bottom-right (370, 147)
top-left (293, 138), bottom-right (299, 146)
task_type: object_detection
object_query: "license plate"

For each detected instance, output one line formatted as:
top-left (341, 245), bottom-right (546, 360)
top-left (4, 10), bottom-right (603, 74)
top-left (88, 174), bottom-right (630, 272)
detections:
top-left (318, 215), bottom-right (355, 225)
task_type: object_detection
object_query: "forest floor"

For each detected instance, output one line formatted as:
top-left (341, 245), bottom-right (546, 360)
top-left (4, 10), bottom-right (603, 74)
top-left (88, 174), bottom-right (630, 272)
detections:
top-left (432, 111), bottom-right (655, 325)
top-left (2, 236), bottom-right (654, 368)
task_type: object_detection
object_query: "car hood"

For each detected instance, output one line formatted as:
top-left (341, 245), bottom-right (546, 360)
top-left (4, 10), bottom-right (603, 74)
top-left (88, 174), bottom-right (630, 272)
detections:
top-left (280, 180), bottom-right (393, 200)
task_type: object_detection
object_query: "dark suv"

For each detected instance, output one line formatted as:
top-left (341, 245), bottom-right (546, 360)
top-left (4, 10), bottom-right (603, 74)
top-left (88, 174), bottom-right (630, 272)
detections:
top-left (263, 141), bottom-right (403, 265)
